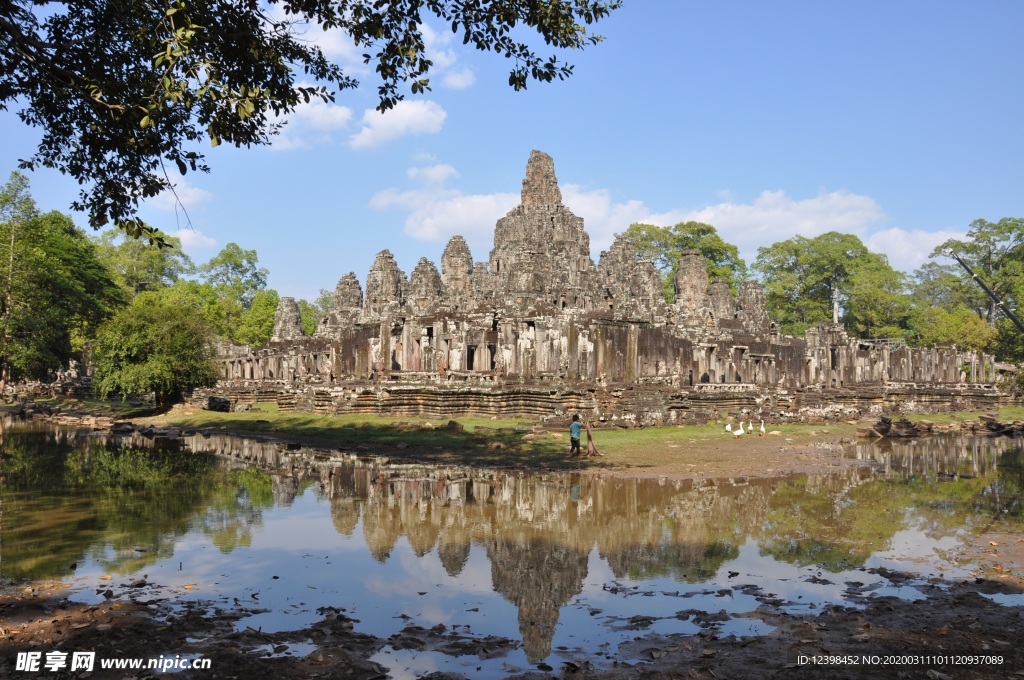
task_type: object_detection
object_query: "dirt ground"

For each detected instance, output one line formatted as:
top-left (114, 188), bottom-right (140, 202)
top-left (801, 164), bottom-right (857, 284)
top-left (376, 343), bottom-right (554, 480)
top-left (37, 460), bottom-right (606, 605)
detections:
top-left (581, 429), bottom-right (861, 481)
top-left (2, 420), bottom-right (1023, 679)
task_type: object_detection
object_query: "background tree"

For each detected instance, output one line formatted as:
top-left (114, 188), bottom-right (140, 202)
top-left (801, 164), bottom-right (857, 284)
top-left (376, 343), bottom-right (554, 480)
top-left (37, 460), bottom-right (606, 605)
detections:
top-left (752, 232), bottom-right (907, 337)
top-left (911, 306), bottom-right (996, 352)
top-left (236, 289), bottom-right (280, 347)
top-left (621, 222), bottom-right (747, 302)
top-left (91, 293), bottom-right (218, 406)
top-left (153, 279), bottom-right (236, 341)
top-left (93, 228), bottom-right (194, 298)
top-left (1, 0), bottom-right (620, 240)
top-left (0, 172), bottom-right (123, 383)
top-left (843, 261), bottom-right (912, 340)
top-left (198, 242), bottom-right (268, 310)
top-left (907, 217), bottom-right (1024, 360)
top-left (297, 288), bottom-right (334, 335)
top-left (933, 218), bottom-right (1024, 325)
top-left (910, 261), bottom-right (982, 313)
top-left (908, 261), bottom-right (997, 351)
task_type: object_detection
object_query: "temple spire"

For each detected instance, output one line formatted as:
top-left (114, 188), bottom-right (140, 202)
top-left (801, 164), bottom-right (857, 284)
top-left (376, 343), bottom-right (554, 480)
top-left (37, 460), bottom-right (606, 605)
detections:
top-left (520, 150), bottom-right (562, 206)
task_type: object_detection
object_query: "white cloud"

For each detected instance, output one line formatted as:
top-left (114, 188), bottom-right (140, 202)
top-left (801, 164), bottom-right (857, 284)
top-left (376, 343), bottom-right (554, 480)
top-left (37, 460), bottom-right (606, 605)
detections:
top-left (263, 5), bottom-right (367, 71)
top-left (679, 189), bottom-right (888, 266)
top-left (169, 228), bottom-right (217, 254)
top-left (559, 184), bottom-right (689, 256)
top-left (441, 67), bottom-right (476, 90)
top-left (149, 173), bottom-right (213, 212)
top-left (865, 227), bottom-right (965, 273)
top-left (372, 164), bottom-right (950, 274)
top-left (273, 95), bottom-right (354, 150)
top-left (294, 98), bottom-right (355, 131)
top-left (349, 100), bottom-right (447, 149)
top-left (420, 23), bottom-right (458, 70)
top-left (686, 189), bottom-right (886, 241)
top-left (371, 185), bottom-right (517, 255)
top-left (311, 26), bottom-right (366, 65)
top-left (407, 163), bottom-right (459, 185)
top-left (420, 23), bottom-right (476, 90)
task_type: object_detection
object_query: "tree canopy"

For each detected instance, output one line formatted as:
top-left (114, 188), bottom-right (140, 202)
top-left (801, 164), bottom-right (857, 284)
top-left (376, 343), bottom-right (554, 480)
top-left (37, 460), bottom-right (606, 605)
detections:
top-left (93, 228), bottom-right (194, 297)
top-left (933, 218), bottom-right (1024, 326)
top-left (198, 242), bottom-right (268, 309)
top-left (0, 172), bottom-right (123, 383)
top-left (621, 221), bottom-right (748, 302)
top-left (752, 232), bottom-right (903, 337)
top-left (236, 289), bottom-right (280, 347)
top-left (1, 0), bottom-right (620, 241)
top-left (90, 291), bottom-right (218, 406)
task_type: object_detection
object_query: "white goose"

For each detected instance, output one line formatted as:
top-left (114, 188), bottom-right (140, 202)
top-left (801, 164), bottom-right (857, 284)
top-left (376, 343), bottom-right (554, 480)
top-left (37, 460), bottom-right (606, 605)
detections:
top-left (759, 420), bottom-right (766, 437)
top-left (734, 422), bottom-right (745, 437)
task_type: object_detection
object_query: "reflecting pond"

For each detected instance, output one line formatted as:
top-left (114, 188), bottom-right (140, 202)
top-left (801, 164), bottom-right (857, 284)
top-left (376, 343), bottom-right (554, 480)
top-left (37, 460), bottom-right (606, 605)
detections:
top-left (1, 419), bottom-right (1023, 676)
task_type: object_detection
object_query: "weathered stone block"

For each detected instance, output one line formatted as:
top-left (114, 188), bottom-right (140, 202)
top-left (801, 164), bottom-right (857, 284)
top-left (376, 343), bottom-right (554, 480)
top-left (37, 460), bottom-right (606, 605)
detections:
top-left (206, 396), bottom-right (231, 412)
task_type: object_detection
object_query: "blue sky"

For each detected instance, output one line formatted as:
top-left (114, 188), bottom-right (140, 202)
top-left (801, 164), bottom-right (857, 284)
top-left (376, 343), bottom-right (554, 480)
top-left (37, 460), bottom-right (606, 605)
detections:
top-left (2, 1), bottom-right (1022, 302)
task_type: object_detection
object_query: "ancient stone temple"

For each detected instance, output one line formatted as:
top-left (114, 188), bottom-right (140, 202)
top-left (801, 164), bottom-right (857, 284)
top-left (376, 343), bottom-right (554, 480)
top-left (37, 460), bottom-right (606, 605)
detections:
top-left (206, 151), bottom-right (1000, 423)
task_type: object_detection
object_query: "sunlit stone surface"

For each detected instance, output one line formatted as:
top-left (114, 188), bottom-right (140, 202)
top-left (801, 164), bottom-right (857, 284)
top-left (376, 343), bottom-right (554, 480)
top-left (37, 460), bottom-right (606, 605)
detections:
top-left (206, 151), bottom-right (999, 423)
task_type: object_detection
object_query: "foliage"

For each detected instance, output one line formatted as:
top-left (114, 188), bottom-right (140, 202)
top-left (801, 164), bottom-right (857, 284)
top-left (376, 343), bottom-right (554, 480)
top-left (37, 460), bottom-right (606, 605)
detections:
top-left (92, 227), bottom-right (194, 297)
top-left (297, 288), bottom-right (333, 335)
top-left (911, 261), bottom-right (982, 312)
top-left (236, 289), bottom-right (280, 346)
top-left (993, 317), bottom-right (1024, 364)
top-left (621, 222), bottom-right (747, 302)
top-left (843, 260), bottom-right (911, 339)
top-left (911, 305), bottom-right (996, 352)
top-left (1, 0), bottom-right (620, 239)
top-left (0, 172), bottom-right (123, 381)
top-left (144, 279), bottom-right (233, 341)
top-left (933, 218), bottom-right (1024, 325)
top-left (198, 242), bottom-right (268, 310)
top-left (91, 292), bottom-right (218, 405)
top-left (752, 232), bottom-right (906, 337)
top-left (999, 363), bottom-right (1024, 398)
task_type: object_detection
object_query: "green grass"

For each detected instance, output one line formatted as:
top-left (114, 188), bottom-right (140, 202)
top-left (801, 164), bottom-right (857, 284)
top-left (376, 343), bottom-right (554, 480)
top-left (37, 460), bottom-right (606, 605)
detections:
top-left (144, 406), bottom-right (866, 471)
top-left (36, 395), bottom-right (1024, 472)
top-left (148, 406), bottom-right (582, 469)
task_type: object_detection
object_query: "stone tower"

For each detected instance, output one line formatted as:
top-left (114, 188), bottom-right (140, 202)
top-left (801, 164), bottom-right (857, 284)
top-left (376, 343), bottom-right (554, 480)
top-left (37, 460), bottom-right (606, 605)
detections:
top-left (271, 297), bottom-right (304, 342)
top-left (315, 272), bottom-right (362, 337)
top-left (408, 257), bottom-right (444, 316)
top-left (596, 235), bottom-right (665, 321)
top-left (488, 150), bottom-right (598, 313)
top-left (441, 235), bottom-right (476, 311)
top-left (361, 250), bottom-right (406, 322)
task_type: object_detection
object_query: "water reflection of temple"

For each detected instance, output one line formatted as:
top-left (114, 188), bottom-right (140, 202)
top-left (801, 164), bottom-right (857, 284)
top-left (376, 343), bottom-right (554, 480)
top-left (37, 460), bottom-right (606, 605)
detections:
top-left (174, 431), bottom-right (1018, 660)
top-left (850, 434), bottom-right (1015, 478)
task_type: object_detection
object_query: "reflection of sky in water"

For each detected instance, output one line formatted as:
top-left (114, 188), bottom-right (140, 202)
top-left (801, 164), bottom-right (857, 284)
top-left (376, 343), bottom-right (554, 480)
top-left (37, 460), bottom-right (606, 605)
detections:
top-left (981, 592), bottom-right (1024, 606)
top-left (866, 519), bottom-right (977, 580)
top-left (13, 429), bottom-right (1019, 673)
top-left (61, 487), bottom-right (995, 671)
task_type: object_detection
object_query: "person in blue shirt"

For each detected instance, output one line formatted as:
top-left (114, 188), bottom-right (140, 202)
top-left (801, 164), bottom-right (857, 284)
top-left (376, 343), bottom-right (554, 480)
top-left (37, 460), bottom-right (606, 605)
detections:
top-left (569, 414), bottom-right (582, 457)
